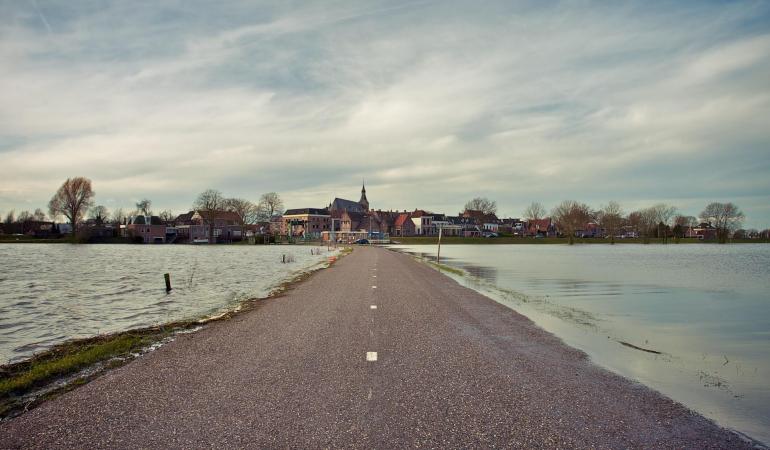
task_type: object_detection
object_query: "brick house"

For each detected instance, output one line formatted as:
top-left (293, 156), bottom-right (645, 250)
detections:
top-left (282, 208), bottom-right (330, 238)
top-left (126, 215), bottom-right (166, 243)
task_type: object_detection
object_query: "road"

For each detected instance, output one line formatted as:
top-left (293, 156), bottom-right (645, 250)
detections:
top-left (0, 246), bottom-right (752, 448)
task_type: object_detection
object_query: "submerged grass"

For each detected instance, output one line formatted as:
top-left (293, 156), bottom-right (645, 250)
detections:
top-left (0, 334), bottom-right (152, 397)
top-left (0, 323), bottom-right (198, 418)
top-left (0, 246), bottom-right (352, 420)
top-left (427, 261), bottom-right (465, 276)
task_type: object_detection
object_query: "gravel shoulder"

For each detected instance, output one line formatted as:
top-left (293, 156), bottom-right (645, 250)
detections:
top-left (0, 246), bottom-right (757, 448)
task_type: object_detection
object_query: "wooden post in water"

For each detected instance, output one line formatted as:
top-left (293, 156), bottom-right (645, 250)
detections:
top-left (436, 226), bottom-right (443, 264)
top-left (164, 273), bottom-right (172, 292)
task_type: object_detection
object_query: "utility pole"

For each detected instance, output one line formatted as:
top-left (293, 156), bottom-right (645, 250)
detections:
top-left (437, 225), bottom-right (443, 264)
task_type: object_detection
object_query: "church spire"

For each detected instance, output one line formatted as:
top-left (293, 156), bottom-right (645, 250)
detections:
top-left (359, 179), bottom-right (369, 211)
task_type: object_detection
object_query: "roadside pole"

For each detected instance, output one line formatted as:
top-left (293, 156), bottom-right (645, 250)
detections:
top-left (437, 225), bottom-right (443, 264)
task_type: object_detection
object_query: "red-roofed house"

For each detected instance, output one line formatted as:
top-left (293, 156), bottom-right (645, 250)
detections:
top-left (393, 213), bottom-right (416, 236)
top-left (527, 218), bottom-right (556, 237)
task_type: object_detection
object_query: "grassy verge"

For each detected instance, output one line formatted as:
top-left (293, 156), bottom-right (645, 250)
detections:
top-left (427, 261), bottom-right (464, 276)
top-left (0, 322), bottom-right (199, 418)
top-left (0, 246), bottom-right (352, 419)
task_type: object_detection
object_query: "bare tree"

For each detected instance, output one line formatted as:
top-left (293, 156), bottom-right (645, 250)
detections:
top-left (464, 197), bottom-right (497, 216)
top-left (653, 203), bottom-right (677, 243)
top-left (136, 199), bottom-right (152, 216)
top-left (17, 210), bottom-right (32, 222)
top-left (257, 192), bottom-right (284, 221)
top-left (634, 204), bottom-right (677, 243)
top-left (89, 205), bottom-right (110, 224)
top-left (225, 198), bottom-right (258, 240)
top-left (48, 177), bottom-right (94, 235)
top-left (193, 189), bottom-right (225, 244)
top-left (636, 208), bottom-right (658, 243)
top-left (32, 208), bottom-right (47, 221)
top-left (700, 202), bottom-right (745, 243)
top-left (158, 209), bottom-right (176, 224)
top-left (4, 210), bottom-right (15, 225)
top-left (523, 202), bottom-right (546, 235)
top-left (551, 200), bottom-right (592, 245)
top-left (112, 208), bottom-right (127, 226)
top-left (597, 201), bottom-right (623, 244)
top-left (673, 215), bottom-right (697, 238)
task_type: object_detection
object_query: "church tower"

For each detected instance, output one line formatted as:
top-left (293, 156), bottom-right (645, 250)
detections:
top-left (359, 181), bottom-right (369, 211)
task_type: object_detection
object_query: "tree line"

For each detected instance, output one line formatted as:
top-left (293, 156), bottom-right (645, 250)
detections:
top-left (1, 177), bottom-right (285, 238)
top-left (524, 200), bottom-right (747, 244)
top-left (464, 196), bottom-right (754, 244)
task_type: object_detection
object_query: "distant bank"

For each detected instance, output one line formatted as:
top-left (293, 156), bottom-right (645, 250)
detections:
top-left (393, 236), bottom-right (770, 245)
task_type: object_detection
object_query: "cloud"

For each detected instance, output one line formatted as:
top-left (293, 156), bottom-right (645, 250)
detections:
top-left (0, 1), bottom-right (769, 228)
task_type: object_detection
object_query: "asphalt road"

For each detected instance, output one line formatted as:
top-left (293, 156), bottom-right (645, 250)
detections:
top-left (0, 246), bottom-right (754, 448)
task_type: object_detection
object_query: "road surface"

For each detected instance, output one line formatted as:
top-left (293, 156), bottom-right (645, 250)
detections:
top-left (0, 246), bottom-right (753, 448)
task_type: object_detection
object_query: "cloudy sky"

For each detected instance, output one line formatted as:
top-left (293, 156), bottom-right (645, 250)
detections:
top-left (1, 1), bottom-right (769, 227)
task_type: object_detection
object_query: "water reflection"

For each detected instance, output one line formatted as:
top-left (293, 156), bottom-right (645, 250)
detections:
top-left (389, 244), bottom-right (770, 444)
top-left (457, 264), bottom-right (498, 283)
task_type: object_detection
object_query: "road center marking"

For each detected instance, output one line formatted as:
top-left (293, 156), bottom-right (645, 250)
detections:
top-left (370, 305), bottom-right (377, 309)
top-left (367, 388), bottom-right (373, 400)
top-left (372, 285), bottom-right (377, 289)
top-left (366, 352), bottom-right (378, 362)
top-left (372, 275), bottom-right (377, 278)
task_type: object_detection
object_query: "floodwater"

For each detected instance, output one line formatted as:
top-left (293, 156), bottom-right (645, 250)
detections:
top-left (0, 244), bottom-right (337, 365)
top-left (390, 244), bottom-right (770, 445)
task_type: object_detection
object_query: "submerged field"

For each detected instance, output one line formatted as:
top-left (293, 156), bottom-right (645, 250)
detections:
top-left (390, 243), bottom-right (770, 444)
top-left (0, 244), bottom-right (338, 365)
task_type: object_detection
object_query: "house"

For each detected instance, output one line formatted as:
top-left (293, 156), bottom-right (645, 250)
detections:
top-left (577, 222), bottom-right (602, 238)
top-left (432, 214), bottom-right (463, 236)
top-left (173, 210), bottom-right (243, 243)
top-left (461, 209), bottom-right (499, 226)
top-left (687, 223), bottom-right (718, 240)
top-left (527, 218), bottom-right (556, 237)
top-left (446, 216), bottom-right (481, 237)
top-left (392, 213), bottom-right (416, 236)
top-left (269, 215), bottom-right (283, 235)
top-left (482, 222), bottom-right (499, 233)
top-left (411, 210), bottom-right (435, 236)
top-left (282, 208), bottom-right (331, 238)
top-left (20, 221), bottom-right (59, 238)
top-left (125, 215), bottom-right (166, 243)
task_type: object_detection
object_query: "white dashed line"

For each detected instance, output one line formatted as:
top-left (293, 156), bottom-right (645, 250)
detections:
top-left (372, 275), bottom-right (377, 278)
top-left (367, 388), bottom-right (373, 400)
top-left (372, 286), bottom-right (377, 289)
top-left (370, 305), bottom-right (377, 309)
top-left (366, 352), bottom-right (378, 362)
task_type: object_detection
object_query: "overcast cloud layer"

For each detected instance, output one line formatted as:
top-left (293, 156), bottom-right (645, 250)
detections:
top-left (1, 1), bottom-right (769, 227)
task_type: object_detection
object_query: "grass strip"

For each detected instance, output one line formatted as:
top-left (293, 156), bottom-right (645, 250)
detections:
top-left (0, 334), bottom-right (154, 397)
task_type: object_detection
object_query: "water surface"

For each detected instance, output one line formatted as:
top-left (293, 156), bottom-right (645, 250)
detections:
top-left (390, 244), bottom-right (770, 444)
top-left (0, 244), bottom-right (336, 364)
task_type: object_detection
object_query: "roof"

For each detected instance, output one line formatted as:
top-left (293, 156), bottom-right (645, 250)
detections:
top-left (330, 198), bottom-right (364, 213)
top-left (528, 218), bottom-right (552, 229)
top-left (343, 211), bottom-right (365, 223)
top-left (446, 216), bottom-right (477, 226)
top-left (284, 208), bottom-right (330, 216)
top-left (394, 213), bottom-right (412, 226)
top-left (129, 215), bottom-right (163, 225)
top-left (175, 211), bottom-right (194, 223)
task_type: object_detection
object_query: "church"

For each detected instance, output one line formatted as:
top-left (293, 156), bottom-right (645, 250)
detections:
top-left (325, 183), bottom-right (399, 241)
top-left (329, 183), bottom-right (369, 213)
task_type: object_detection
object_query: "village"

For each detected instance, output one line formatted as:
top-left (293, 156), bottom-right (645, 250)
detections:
top-left (1, 181), bottom-right (760, 245)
